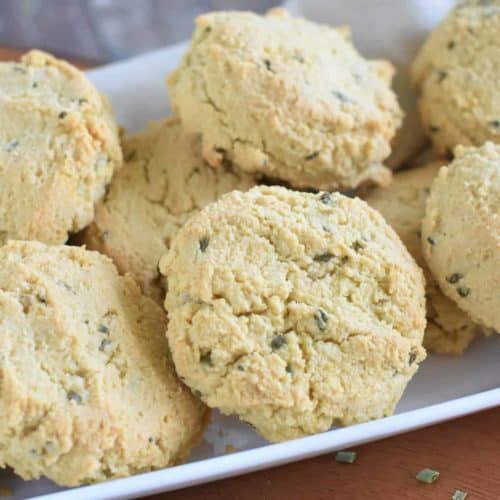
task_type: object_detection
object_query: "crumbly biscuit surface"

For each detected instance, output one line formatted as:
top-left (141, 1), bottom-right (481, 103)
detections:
top-left (0, 241), bottom-right (208, 486)
top-left (84, 117), bottom-right (256, 302)
top-left (365, 161), bottom-right (482, 354)
top-left (412, 1), bottom-right (500, 154)
top-left (0, 50), bottom-right (122, 245)
top-left (160, 186), bottom-right (426, 442)
top-left (422, 143), bottom-right (500, 332)
top-left (168, 9), bottom-right (402, 190)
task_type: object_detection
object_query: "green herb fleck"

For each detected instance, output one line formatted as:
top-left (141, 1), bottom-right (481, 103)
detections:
top-left (99, 339), bottom-right (112, 351)
top-left (314, 309), bottom-right (328, 332)
top-left (237, 365), bottom-right (244, 371)
top-left (409, 349), bottom-right (418, 365)
top-left (489, 120), bottom-right (500, 129)
top-left (335, 451), bottom-right (357, 464)
top-left (305, 151), bottom-right (320, 161)
top-left (446, 273), bottom-right (463, 284)
top-left (200, 351), bottom-right (212, 365)
top-left (437, 70), bottom-right (447, 83)
top-left (319, 192), bottom-right (333, 205)
top-left (427, 236), bottom-right (435, 246)
top-left (457, 286), bottom-right (470, 298)
top-left (263, 59), bottom-right (274, 72)
top-left (271, 334), bottom-right (287, 350)
top-left (32, 81), bottom-right (38, 88)
top-left (193, 389), bottom-right (202, 398)
top-left (78, 98), bottom-right (88, 105)
top-left (430, 126), bottom-right (440, 133)
top-left (97, 324), bottom-right (109, 334)
top-left (199, 237), bottom-right (209, 252)
top-left (293, 54), bottom-right (304, 63)
top-left (67, 391), bottom-right (82, 404)
top-left (148, 437), bottom-right (154, 443)
top-left (313, 252), bottom-right (334, 263)
top-left (7, 140), bottom-right (19, 152)
top-left (125, 149), bottom-right (136, 162)
top-left (286, 364), bottom-right (293, 374)
top-left (341, 255), bottom-right (349, 264)
top-left (447, 40), bottom-right (456, 49)
top-left (416, 468), bottom-right (440, 484)
top-left (332, 90), bottom-right (351, 103)
top-left (36, 293), bottom-right (47, 304)
top-left (214, 146), bottom-right (226, 154)
top-left (452, 490), bottom-right (468, 500)
top-left (58, 111), bottom-right (67, 119)
top-left (13, 65), bottom-right (26, 74)
top-left (352, 239), bottom-right (366, 252)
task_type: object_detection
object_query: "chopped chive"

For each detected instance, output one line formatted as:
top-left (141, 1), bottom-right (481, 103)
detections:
top-left (427, 236), bottom-right (435, 246)
top-left (314, 309), bottom-right (329, 332)
top-left (332, 90), bottom-right (351, 103)
top-left (305, 151), bottom-right (320, 161)
top-left (313, 252), bottom-right (334, 263)
top-left (99, 339), bottom-right (112, 351)
top-left (125, 149), bottom-right (136, 162)
top-left (271, 334), bottom-right (287, 350)
top-left (409, 349), bottom-right (418, 365)
top-left (416, 468), bottom-right (440, 484)
top-left (457, 286), bottom-right (470, 298)
top-left (58, 111), bottom-right (67, 119)
top-left (352, 239), bottom-right (366, 252)
top-left (67, 390), bottom-right (83, 404)
top-left (447, 40), bottom-right (455, 49)
top-left (437, 70), bottom-right (447, 83)
top-left (200, 351), bottom-right (212, 365)
top-left (335, 451), bottom-right (357, 464)
top-left (285, 364), bottom-right (293, 374)
top-left (319, 192), bottom-right (333, 205)
top-left (263, 59), bottom-right (274, 72)
top-left (430, 126), bottom-right (440, 133)
top-left (97, 324), bottom-right (109, 334)
top-left (452, 490), bottom-right (468, 500)
top-left (489, 120), bottom-right (500, 129)
top-left (199, 237), bottom-right (209, 252)
top-left (446, 273), bottom-right (463, 284)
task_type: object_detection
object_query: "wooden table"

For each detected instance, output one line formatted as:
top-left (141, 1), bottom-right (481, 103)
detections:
top-left (2, 46), bottom-right (499, 500)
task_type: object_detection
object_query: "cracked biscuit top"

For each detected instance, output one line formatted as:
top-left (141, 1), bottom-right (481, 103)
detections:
top-left (159, 185), bottom-right (426, 442)
top-left (422, 142), bottom-right (500, 332)
top-left (0, 241), bottom-right (208, 486)
top-left (0, 50), bottom-right (122, 245)
top-left (412, 1), bottom-right (500, 154)
top-left (167, 9), bottom-right (402, 191)
top-left (365, 161), bottom-right (483, 355)
top-left (83, 117), bottom-right (256, 303)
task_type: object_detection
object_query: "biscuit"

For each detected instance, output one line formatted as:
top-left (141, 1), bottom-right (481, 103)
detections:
top-left (167, 9), bottom-right (402, 191)
top-left (365, 161), bottom-right (483, 354)
top-left (422, 142), bottom-right (500, 332)
top-left (83, 117), bottom-right (256, 302)
top-left (160, 186), bottom-right (426, 442)
top-left (412, 1), bottom-right (500, 154)
top-left (0, 241), bottom-right (208, 486)
top-left (0, 50), bottom-right (122, 245)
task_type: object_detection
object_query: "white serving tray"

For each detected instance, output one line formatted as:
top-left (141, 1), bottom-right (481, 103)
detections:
top-left (1, 5), bottom-right (499, 498)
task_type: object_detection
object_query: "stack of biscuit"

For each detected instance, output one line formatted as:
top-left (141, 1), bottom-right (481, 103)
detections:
top-left (0, 3), bottom-right (498, 488)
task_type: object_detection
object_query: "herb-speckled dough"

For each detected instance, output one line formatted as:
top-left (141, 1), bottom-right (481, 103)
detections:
top-left (412, 1), bottom-right (500, 154)
top-left (0, 50), bottom-right (122, 245)
top-left (365, 161), bottom-right (485, 355)
top-left (422, 143), bottom-right (500, 332)
top-left (0, 241), bottom-right (208, 486)
top-left (83, 117), bottom-right (256, 303)
top-left (160, 186), bottom-right (426, 442)
top-left (167, 9), bottom-right (402, 191)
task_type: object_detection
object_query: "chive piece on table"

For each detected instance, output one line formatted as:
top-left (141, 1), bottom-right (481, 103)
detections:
top-left (452, 490), bottom-right (468, 500)
top-left (335, 450), bottom-right (357, 464)
top-left (416, 468), bottom-right (440, 484)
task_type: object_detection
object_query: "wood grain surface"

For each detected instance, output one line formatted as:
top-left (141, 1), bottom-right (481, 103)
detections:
top-left (1, 45), bottom-right (498, 500)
